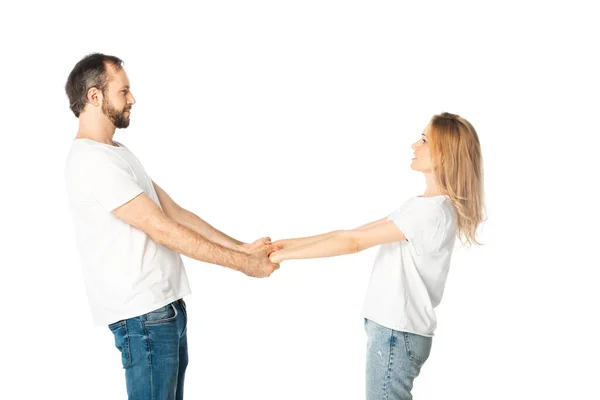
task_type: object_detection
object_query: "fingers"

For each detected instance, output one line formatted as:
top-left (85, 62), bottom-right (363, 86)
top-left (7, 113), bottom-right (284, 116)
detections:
top-left (265, 262), bottom-right (280, 277)
top-left (244, 250), bottom-right (281, 278)
top-left (268, 243), bottom-right (283, 253)
top-left (246, 237), bottom-right (272, 253)
top-left (263, 255), bottom-right (280, 276)
top-left (269, 248), bottom-right (284, 263)
top-left (266, 244), bottom-right (279, 255)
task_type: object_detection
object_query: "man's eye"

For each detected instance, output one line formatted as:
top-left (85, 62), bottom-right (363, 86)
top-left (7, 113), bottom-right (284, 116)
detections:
top-left (422, 138), bottom-right (427, 143)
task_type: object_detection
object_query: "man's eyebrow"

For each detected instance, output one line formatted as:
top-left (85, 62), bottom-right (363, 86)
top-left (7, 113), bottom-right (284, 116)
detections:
top-left (121, 85), bottom-right (130, 90)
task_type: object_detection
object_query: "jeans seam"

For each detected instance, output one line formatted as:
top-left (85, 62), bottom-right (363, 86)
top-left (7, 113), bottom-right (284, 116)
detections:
top-left (123, 321), bottom-right (132, 367)
top-left (383, 330), bottom-right (396, 400)
top-left (109, 320), bottom-right (132, 367)
top-left (180, 302), bottom-right (188, 338)
top-left (141, 319), bottom-right (155, 400)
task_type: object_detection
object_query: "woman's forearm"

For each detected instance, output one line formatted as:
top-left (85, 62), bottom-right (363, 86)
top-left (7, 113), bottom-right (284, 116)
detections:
top-left (273, 231), bottom-right (358, 262)
top-left (276, 230), bottom-right (342, 249)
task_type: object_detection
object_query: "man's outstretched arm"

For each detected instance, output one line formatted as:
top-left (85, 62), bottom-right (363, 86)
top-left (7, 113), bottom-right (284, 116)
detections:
top-left (152, 181), bottom-right (264, 252)
top-left (112, 191), bottom-right (278, 277)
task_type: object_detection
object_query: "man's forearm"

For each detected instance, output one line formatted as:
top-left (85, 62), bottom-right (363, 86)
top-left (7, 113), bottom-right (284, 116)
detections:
top-left (152, 217), bottom-right (250, 272)
top-left (173, 207), bottom-right (245, 251)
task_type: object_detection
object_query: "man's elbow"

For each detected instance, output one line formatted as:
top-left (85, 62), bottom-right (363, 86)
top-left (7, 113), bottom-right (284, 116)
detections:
top-left (163, 203), bottom-right (183, 221)
top-left (148, 228), bottom-right (169, 247)
top-left (138, 216), bottom-right (175, 248)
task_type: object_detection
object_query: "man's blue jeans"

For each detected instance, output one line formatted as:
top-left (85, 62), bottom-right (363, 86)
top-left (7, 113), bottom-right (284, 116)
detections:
top-left (365, 318), bottom-right (432, 400)
top-left (108, 299), bottom-right (188, 400)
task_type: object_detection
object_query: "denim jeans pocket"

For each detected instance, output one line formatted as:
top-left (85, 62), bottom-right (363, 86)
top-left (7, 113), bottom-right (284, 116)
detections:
top-left (109, 322), bottom-right (132, 367)
top-left (144, 303), bottom-right (178, 325)
top-left (402, 332), bottom-right (432, 366)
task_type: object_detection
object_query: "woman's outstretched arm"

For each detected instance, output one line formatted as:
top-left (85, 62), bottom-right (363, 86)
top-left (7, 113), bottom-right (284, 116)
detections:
top-left (271, 218), bottom-right (387, 249)
top-left (269, 219), bottom-right (406, 263)
top-left (271, 230), bottom-right (343, 249)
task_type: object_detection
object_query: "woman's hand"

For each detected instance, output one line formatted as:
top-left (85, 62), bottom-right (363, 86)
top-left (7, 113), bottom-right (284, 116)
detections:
top-left (269, 250), bottom-right (284, 264)
top-left (270, 239), bottom-right (288, 250)
top-left (239, 237), bottom-right (272, 254)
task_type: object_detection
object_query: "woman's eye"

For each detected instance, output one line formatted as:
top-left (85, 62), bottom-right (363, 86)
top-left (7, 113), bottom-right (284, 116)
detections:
top-left (422, 138), bottom-right (427, 143)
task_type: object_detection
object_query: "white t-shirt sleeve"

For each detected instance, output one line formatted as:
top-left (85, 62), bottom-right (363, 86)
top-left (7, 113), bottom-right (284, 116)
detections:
top-left (72, 149), bottom-right (145, 212)
top-left (388, 202), bottom-right (444, 254)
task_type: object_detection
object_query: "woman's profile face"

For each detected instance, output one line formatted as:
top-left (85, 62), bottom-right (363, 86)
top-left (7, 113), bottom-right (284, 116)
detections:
top-left (410, 125), bottom-right (433, 172)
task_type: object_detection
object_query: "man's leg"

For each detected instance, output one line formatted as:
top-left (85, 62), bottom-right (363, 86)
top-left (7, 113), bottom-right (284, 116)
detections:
top-left (109, 301), bottom-right (186, 400)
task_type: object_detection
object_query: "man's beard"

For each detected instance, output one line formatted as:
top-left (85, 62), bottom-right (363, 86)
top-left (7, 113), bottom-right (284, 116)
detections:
top-left (102, 97), bottom-right (131, 129)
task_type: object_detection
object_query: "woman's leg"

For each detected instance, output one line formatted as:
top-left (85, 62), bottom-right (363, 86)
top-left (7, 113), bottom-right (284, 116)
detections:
top-left (365, 319), bottom-right (432, 400)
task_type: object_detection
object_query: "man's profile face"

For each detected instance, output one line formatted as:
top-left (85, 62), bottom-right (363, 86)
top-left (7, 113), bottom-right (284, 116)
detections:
top-left (102, 65), bottom-right (135, 129)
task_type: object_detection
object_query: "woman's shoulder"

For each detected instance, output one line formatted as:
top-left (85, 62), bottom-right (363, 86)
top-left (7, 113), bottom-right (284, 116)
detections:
top-left (411, 195), bottom-right (457, 225)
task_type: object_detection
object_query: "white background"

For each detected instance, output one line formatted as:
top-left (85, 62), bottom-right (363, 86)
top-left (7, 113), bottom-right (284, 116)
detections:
top-left (1, 0), bottom-right (598, 399)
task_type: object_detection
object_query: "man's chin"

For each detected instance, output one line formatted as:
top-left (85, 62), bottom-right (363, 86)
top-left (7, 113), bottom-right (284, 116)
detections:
top-left (116, 117), bottom-right (131, 129)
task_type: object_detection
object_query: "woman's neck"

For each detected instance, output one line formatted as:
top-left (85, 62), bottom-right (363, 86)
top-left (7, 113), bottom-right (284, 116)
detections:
top-left (422, 172), bottom-right (443, 197)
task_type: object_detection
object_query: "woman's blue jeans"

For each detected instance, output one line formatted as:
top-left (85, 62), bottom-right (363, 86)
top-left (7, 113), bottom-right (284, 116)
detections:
top-left (365, 318), bottom-right (432, 400)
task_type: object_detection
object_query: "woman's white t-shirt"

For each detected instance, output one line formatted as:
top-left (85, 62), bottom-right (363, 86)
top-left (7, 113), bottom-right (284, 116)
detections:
top-left (361, 195), bottom-right (458, 337)
top-left (64, 139), bottom-right (191, 326)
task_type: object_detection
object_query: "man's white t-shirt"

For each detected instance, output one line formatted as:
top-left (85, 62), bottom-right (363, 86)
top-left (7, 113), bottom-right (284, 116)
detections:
top-left (361, 195), bottom-right (458, 337)
top-left (64, 138), bottom-right (191, 326)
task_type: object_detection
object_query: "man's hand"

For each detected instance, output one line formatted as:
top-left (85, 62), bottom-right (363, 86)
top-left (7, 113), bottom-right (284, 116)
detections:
top-left (241, 243), bottom-right (281, 278)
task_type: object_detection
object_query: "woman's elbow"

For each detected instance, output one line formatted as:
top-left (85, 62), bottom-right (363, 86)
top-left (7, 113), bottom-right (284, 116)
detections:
top-left (339, 231), bottom-right (361, 254)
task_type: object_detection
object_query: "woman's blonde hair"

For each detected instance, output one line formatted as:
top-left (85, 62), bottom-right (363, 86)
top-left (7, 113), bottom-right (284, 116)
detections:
top-left (428, 112), bottom-right (486, 246)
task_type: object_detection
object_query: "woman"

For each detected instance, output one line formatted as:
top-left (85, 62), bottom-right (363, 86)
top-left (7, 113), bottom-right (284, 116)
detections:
top-left (269, 112), bottom-right (485, 400)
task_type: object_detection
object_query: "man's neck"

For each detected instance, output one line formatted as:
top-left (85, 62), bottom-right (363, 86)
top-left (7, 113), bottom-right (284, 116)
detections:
top-left (76, 116), bottom-right (116, 146)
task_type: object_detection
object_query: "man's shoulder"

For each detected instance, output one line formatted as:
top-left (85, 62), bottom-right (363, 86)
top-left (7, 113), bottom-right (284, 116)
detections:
top-left (69, 139), bottom-right (128, 160)
top-left (66, 140), bottom-right (131, 176)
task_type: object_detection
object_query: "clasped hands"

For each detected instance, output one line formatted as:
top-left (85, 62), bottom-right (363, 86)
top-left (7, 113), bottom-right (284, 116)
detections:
top-left (238, 236), bottom-right (289, 278)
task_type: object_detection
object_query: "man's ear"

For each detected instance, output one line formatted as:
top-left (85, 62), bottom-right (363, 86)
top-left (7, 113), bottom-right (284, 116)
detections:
top-left (86, 87), bottom-right (103, 107)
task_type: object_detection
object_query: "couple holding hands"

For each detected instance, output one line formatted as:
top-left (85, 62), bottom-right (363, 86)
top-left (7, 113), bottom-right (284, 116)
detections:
top-left (64, 52), bottom-right (484, 400)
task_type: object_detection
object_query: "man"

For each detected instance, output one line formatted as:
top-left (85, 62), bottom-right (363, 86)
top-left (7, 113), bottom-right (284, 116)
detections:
top-left (64, 53), bottom-right (279, 400)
